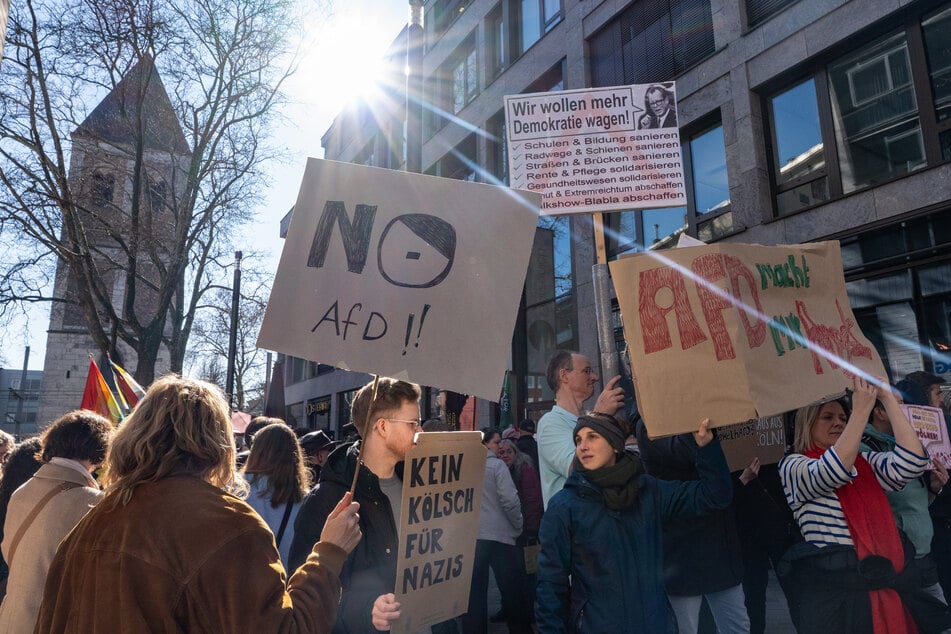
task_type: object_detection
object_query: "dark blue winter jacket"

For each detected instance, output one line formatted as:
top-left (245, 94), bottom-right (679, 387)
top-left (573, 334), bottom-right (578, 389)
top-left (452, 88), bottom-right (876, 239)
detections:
top-left (535, 440), bottom-right (732, 633)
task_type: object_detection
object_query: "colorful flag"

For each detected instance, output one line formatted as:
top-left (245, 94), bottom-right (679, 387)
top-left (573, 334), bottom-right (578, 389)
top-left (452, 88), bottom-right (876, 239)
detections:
top-left (108, 357), bottom-right (146, 410)
top-left (80, 356), bottom-right (123, 425)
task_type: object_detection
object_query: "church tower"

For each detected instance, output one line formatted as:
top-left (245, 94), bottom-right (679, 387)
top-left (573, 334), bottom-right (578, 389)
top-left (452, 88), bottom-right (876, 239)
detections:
top-left (36, 57), bottom-right (189, 426)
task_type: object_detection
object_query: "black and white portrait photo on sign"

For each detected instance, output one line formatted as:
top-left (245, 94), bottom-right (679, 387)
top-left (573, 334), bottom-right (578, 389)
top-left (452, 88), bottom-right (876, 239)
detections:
top-left (638, 82), bottom-right (678, 130)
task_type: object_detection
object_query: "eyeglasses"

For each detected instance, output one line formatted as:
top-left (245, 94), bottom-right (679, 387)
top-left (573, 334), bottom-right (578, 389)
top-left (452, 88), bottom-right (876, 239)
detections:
top-left (387, 418), bottom-right (423, 430)
top-left (572, 367), bottom-right (595, 375)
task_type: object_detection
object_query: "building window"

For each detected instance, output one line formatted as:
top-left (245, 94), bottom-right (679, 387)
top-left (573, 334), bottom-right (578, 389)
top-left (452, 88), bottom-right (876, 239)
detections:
top-left (687, 123), bottom-right (732, 241)
top-left (452, 40), bottom-right (478, 114)
top-left (147, 177), bottom-right (169, 212)
top-left (745, 0), bottom-right (799, 29)
top-left (768, 79), bottom-right (830, 215)
top-left (589, 0), bottom-right (714, 87)
top-left (89, 170), bottom-right (115, 204)
top-left (520, 0), bottom-right (562, 53)
top-left (843, 212), bottom-right (951, 381)
top-left (487, 5), bottom-right (510, 79)
top-left (922, 5), bottom-right (951, 160)
top-left (829, 31), bottom-right (924, 193)
top-left (765, 5), bottom-right (951, 215)
top-left (428, 0), bottom-right (472, 44)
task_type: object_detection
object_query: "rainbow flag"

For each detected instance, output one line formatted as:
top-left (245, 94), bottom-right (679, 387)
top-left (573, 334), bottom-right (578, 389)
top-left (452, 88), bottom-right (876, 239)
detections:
top-left (108, 357), bottom-right (146, 411)
top-left (80, 356), bottom-right (123, 425)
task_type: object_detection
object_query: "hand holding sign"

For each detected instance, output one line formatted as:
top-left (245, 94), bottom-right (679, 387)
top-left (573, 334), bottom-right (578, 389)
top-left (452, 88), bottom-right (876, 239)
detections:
top-left (320, 492), bottom-right (362, 554)
top-left (593, 375), bottom-right (625, 417)
top-left (372, 594), bottom-right (401, 631)
top-left (693, 418), bottom-right (713, 447)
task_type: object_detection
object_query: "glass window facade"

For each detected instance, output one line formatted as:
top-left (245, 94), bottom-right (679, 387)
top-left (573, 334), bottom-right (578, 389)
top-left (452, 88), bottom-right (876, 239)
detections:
top-left (589, 0), bottom-right (714, 87)
top-left (766, 7), bottom-right (951, 214)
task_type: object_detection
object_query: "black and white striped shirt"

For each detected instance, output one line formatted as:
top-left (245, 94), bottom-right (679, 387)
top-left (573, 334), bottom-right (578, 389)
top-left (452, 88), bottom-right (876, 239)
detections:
top-left (779, 444), bottom-right (929, 547)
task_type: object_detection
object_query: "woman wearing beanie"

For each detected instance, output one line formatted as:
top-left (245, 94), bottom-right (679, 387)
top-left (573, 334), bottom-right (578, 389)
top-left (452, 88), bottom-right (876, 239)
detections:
top-left (535, 412), bottom-right (733, 633)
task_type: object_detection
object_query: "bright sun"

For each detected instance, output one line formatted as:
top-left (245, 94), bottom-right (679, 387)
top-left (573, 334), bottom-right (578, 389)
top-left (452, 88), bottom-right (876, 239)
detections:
top-left (294, 9), bottom-right (395, 116)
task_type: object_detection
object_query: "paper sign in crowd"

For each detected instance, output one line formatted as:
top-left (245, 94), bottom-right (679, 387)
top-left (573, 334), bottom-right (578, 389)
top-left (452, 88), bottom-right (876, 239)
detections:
top-left (719, 416), bottom-right (787, 472)
top-left (903, 404), bottom-right (951, 468)
top-left (390, 432), bottom-right (486, 633)
top-left (504, 83), bottom-right (687, 215)
top-left (611, 240), bottom-right (886, 437)
top-left (257, 159), bottom-right (541, 402)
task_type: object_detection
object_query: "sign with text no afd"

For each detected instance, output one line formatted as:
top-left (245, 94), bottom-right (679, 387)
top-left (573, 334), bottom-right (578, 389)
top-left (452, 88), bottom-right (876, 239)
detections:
top-left (610, 241), bottom-right (886, 437)
top-left (257, 159), bottom-right (541, 401)
top-left (391, 432), bottom-right (486, 634)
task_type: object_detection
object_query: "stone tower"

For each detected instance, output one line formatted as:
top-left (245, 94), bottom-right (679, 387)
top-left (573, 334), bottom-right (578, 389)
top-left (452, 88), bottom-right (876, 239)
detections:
top-left (36, 57), bottom-right (189, 427)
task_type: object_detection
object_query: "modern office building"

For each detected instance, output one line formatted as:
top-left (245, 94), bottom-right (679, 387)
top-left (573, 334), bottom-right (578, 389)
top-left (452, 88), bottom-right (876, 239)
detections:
top-left (283, 0), bottom-right (951, 431)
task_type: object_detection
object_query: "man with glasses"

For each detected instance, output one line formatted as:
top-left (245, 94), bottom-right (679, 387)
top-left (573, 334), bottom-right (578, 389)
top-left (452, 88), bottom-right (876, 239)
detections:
top-left (537, 350), bottom-right (625, 506)
top-left (288, 377), bottom-right (421, 633)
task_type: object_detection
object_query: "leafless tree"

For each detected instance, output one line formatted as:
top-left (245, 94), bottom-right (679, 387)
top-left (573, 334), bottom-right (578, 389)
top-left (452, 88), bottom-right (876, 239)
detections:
top-left (186, 263), bottom-right (270, 411)
top-left (0, 0), bottom-right (307, 384)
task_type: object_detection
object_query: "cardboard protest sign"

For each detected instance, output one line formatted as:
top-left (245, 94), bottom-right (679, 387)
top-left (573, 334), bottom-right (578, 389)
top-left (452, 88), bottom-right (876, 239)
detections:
top-left (257, 159), bottom-right (541, 401)
top-left (719, 416), bottom-right (787, 472)
top-left (391, 432), bottom-right (486, 633)
top-left (611, 241), bottom-right (886, 437)
top-left (504, 83), bottom-right (686, 215)
top-left (902, 404), bottom-right (951, 468)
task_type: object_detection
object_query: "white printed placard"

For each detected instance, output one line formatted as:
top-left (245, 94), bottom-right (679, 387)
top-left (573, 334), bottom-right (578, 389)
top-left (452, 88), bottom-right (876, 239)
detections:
top-left (504, 83), bottom-right (687, 215)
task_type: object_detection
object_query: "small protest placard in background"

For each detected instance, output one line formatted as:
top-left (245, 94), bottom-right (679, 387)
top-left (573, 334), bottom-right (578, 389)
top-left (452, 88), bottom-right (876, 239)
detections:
top-left (257, 159), bottom-right (541, 401)
top-left (504, 83), bottom-right (686, 215)
top-left (902, 404), bottom-right (951, 467)
top-left (391, 432), bottom-right (486, 634)
top-left (719, 416), bottom-right (787, 472)
top-left (611, 241), bottom-right (885, 437)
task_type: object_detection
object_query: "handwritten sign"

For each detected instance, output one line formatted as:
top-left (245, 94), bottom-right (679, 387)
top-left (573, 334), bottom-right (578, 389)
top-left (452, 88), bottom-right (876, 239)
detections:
top-left (719, 416), bottom-right (787, 472)
top-left (610, 241), bottom-right (885, 437)
top-left (903, 404), bottom-right (951, 468)
top-left (504, 83), bottom-right (687, 215)
top-left (391, 432), bottom-right (486, 633)
top-left (257, 159), bottom-right (540, 401)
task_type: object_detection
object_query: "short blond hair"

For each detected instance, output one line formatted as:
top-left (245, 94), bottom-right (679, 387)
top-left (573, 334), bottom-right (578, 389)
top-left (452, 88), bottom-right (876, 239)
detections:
top-left (102, 375), bottom-right (243, 507)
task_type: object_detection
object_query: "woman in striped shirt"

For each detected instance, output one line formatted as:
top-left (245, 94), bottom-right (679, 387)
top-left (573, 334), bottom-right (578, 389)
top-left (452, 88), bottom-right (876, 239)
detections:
top-left (778, 376), bottom-right (950, 633)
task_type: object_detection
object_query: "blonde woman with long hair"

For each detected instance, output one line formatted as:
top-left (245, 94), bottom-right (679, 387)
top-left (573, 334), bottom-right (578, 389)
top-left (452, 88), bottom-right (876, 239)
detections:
top-left (35, 375), bottom-right (361, 633)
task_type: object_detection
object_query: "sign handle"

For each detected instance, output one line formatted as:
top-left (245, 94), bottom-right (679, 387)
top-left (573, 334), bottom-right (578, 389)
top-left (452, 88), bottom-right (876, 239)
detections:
top-left (591, 212), bottom-right (618, 381)
top-left (349, 374), bottom-right (380, 497)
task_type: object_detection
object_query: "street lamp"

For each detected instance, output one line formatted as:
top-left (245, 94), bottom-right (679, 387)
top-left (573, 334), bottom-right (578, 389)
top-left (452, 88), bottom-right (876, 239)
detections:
top-left (225, 251), bottom-right (242, 410)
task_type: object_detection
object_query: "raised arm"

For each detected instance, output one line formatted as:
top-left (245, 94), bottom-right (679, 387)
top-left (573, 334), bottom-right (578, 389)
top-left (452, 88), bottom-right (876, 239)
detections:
top-left (877, 379), bottom-right (925, 456)
top-left (831, 376), bottom-right (878, 472)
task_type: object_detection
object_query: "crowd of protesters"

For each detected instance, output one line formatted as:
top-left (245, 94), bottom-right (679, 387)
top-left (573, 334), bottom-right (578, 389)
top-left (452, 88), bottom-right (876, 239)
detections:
top-left (0, 357), bottom-right (947, 632)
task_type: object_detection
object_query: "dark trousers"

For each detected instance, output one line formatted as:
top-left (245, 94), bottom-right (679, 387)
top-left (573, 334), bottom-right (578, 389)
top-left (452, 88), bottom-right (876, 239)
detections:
top-left (462, 539), bottom-right (532, 634)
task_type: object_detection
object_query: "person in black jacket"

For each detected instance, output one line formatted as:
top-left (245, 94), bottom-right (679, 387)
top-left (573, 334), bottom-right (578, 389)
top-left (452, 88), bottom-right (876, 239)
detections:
top-left (636, 418), bottom-right (750, 633)
top-left (288, 377), bottom-right (421, 633)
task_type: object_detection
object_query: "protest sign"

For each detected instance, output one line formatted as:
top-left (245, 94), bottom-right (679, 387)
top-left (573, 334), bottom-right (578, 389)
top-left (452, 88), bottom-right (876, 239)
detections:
top-left (719, 416), bottom-right (787, 472)
top-left (611, 241), bottom-right (885, 437)
top-left (504, 83), bottom-right (686, 215)
top-left (391, 432), bottom-right (486, 633)
top-left (257, 159), bottom-right (541, 401)
top-left (902, 404), bottom-right (951, 468)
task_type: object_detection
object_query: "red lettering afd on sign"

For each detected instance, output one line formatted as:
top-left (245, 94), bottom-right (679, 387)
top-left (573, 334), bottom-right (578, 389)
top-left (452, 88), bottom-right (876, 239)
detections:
top-left (639, 254), bottom-right (766, 360)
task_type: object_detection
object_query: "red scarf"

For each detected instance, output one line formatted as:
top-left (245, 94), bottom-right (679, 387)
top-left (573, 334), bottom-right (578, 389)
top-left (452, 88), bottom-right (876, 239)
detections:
top-left (805, 447), bottom-right (917, 634)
